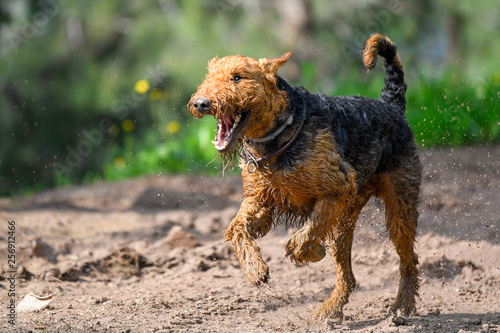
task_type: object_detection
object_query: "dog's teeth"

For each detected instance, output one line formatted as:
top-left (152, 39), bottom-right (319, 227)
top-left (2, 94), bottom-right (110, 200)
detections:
top-left (230, 114), bottom-right (241, 134)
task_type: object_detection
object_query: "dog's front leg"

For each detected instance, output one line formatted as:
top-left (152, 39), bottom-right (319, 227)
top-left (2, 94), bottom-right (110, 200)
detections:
top-left (223, 197), bottom-right (272, 286)
top-left (285, 197), bottom-right (335, 265)
top-left (285, 219), bottom-right (327, 265)
top-left (286, 193), bottom-right (351, 266)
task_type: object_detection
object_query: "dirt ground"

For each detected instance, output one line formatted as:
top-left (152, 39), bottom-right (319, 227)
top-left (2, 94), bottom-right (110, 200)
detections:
top-left (1, 144), bottom-right (499, 332)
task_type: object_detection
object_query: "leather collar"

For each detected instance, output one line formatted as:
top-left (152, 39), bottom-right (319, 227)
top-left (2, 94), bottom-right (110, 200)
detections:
top-left (242, 104), bottom-right (305, 173)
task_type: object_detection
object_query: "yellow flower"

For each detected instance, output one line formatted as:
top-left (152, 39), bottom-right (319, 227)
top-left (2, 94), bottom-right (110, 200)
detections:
top-left (122, 119), bottom-right (135, 132)
top-left (134, 79), bottom-right (150, 94)
top-left (114, 157), bottom-right (126, 169)
top-left (166, 121), bottom-right (180, 134)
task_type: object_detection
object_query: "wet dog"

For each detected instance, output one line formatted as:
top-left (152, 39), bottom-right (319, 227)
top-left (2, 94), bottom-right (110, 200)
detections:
top-left (188, 33), bottom-right (421, 319)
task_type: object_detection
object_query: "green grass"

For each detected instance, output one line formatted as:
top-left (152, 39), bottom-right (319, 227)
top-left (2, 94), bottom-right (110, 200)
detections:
top-left (407, 75), bottom-right (500, 147)
top-left (100, 117), bottom-right (227, 182)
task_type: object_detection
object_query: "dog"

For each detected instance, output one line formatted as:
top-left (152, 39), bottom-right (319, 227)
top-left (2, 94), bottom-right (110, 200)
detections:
top-left (188, 33), bottom-right (422, 319)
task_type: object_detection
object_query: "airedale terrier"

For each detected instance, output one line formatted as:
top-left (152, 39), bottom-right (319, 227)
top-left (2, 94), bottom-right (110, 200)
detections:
top-left (188, 33), bottom-right (422, 319)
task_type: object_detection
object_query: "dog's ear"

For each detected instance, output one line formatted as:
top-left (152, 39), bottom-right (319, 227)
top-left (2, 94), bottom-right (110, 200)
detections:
top-left (207, 56), bottom-right (219, 71)
top-left (259, 52), bottom-right (291, 74)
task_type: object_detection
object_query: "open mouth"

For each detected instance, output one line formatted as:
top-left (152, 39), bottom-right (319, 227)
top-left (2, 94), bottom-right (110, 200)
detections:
top-left (211, 110), bottom-right (250, 152)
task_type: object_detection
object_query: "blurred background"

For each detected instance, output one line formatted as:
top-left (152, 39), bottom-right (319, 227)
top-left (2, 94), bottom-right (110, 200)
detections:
top-left (0, 0), bottom-right (499, 196)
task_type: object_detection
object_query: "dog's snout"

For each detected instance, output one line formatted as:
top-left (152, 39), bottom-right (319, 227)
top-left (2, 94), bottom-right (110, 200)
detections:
top-left (193, 97), bottom-right (212, 114)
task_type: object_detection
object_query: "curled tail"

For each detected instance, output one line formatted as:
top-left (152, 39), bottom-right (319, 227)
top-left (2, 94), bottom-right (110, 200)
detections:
top-left (363, 33), bottom-right (407, 111)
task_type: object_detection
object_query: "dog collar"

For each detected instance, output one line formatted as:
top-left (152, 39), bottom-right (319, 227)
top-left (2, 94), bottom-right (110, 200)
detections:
top-left (247, 114), bottom-right (294, 143)
top-left (242, 104), bottom-right (305, 173)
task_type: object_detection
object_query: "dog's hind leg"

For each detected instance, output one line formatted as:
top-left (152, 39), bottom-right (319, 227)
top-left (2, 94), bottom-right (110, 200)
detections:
top-left (377, 153), bottom-right (422, 316)
top-left (312, 190), bottom-right (372, 320)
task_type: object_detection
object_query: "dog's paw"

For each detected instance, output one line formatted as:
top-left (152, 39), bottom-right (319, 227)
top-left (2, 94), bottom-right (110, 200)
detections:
top-left (244, 259), bottom-right (270, 287)
top-left (237, 243), bottom-right (270, 286)
top-left (312, 301), bottom-right (344, 321)
top-left (389, 301), bottom-right (417, 316)
top-left (285, 233), bottom-right (326, 265)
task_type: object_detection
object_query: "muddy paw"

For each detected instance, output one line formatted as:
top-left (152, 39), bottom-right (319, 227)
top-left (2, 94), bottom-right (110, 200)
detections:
top-left (237, 244), bottom-right (270, 287)
top-left (285, 236), bottom-right (326, 265)
top-left (312, 302), bottom-right (344, 321)
top-left (389, 301), bottom-right (416, 316)
top-left (244, 260), bottom-right (270, 287)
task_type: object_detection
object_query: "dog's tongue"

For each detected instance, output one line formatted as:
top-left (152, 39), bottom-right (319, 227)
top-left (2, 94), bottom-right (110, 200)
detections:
top-left (212, 114), bottom-right (235, 151)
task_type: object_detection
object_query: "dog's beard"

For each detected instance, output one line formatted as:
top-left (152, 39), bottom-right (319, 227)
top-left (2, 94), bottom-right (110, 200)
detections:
top-left (206, 140), bottom-right (241, 176)
top-left (220, 147), bottom-right (240, 172)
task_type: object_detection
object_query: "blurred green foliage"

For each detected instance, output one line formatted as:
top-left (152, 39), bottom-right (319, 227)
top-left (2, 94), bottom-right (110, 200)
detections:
top-left (0, 0), bottom-right (499, 196)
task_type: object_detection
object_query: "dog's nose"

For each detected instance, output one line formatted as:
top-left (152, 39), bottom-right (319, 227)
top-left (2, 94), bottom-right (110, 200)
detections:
top-left (193, 97), bottom-right (212, 114)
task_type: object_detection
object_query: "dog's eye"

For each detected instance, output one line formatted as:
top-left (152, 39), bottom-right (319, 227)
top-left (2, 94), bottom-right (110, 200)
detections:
top-left (232, 75), bottom-right (242, 83)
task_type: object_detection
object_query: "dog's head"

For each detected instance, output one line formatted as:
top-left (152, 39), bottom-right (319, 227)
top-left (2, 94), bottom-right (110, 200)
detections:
top-left (188, 52), bottom-right (291, 155)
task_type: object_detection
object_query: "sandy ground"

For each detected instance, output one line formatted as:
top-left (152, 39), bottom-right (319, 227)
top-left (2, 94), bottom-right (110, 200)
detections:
top-left (1, 144), bottom-right (499, 332)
